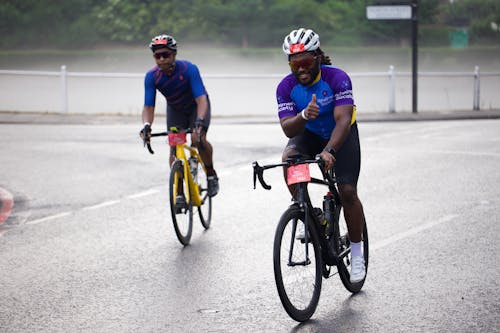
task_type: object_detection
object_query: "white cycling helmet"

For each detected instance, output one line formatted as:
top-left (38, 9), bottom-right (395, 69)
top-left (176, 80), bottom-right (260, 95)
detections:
top-left (149, 34), bottom-right (177, 52)
top-left (282, 28), bottom-right (320, 55)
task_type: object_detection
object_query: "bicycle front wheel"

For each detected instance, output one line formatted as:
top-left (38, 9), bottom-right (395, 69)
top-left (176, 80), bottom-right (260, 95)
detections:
top-left (334, 212), bottom-right (369, 293)
top-left (273, 207), bottom-right (322, 322)
top-left (169, 159), bottom-right (193, 245)
top-left (197, 164), bottom-right (212, 229)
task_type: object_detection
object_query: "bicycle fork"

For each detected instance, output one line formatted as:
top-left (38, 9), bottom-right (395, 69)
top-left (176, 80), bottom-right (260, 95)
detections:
top-left (288, 184), bottom-right (312, 267)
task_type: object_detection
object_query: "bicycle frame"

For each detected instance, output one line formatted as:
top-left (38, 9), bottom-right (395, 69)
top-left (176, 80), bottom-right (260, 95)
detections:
top-left (253, 157), bottom-right (346, 266)
top-left (174, 142), bottom-right (205, 207)
top-left (147, 129), bottom-right (206, 207)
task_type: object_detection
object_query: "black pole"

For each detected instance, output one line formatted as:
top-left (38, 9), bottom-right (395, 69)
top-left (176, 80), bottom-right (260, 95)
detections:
top-left (411, 0), bottom-right (418, 113)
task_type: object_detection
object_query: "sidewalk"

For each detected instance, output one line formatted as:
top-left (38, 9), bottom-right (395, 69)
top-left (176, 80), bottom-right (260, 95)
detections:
top-left (0, 110), bottom-right (499, 125)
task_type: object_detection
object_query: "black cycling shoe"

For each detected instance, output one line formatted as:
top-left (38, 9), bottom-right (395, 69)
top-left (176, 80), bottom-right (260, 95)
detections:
top-left (207, 175), bottom-right (219, 197)
top-left (175, 195), bottom-right (187, 214)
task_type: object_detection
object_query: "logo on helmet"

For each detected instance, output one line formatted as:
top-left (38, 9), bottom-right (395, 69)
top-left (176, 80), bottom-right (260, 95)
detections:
top-left (290, 44), bottom-right (305, 54)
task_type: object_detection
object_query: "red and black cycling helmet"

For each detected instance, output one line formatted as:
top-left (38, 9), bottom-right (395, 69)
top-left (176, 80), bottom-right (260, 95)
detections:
top-left (149, 34), bottom-right (177, 52)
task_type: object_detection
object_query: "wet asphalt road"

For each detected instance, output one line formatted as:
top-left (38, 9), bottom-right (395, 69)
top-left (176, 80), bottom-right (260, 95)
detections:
top-left (0, 116), bottom-right (499, 332)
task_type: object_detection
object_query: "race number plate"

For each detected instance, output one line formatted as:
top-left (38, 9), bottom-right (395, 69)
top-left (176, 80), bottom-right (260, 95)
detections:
top-left (287, 164), bottom-right (311, 185)
top-left (168, 132), bottom-right (187, 146)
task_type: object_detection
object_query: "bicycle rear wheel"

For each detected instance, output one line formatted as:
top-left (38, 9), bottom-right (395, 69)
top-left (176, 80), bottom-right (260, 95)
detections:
top-left (333, 212), bottom-right (369, 293)
top-left (273, 207), bottom-right (322, 322)
top-left (169, 159), bottom-right (193, 245)
top-left (197, 163), bottom-right (212, 229)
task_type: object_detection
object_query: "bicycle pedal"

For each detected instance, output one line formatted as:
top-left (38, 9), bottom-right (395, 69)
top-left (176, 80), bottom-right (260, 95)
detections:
top-left (174, 195), bottom-right (187, 214)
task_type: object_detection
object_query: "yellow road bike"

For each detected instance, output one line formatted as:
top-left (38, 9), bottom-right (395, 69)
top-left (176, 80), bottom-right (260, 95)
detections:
top-left (145, 127), bottom-right (212, 245)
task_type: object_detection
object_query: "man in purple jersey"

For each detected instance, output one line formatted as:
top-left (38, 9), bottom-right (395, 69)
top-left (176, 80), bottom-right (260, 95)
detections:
top-left (276, 28), bottom-right (366, 283)
top-left (140, 34), bottom-right (218, 197)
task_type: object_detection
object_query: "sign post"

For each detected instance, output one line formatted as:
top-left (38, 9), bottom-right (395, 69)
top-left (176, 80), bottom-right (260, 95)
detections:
top-left (411, 0), bottom-right (418, 114)
top-left (366, 1), bottom-right (419, 113)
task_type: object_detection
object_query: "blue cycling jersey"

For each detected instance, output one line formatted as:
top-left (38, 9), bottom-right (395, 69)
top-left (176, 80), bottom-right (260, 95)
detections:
top-left (276, 65), bottom-right (355, 139)
top-left (144, 60), bottom-right (207, 112)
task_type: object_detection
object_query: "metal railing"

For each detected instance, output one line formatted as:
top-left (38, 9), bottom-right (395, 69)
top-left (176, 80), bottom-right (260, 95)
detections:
top-left (1, 66), bottom-right (499, 114)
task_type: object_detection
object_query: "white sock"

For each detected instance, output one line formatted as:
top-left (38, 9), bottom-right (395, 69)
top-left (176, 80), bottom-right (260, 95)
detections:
top-left (351, 241), bottom-right (363, 258)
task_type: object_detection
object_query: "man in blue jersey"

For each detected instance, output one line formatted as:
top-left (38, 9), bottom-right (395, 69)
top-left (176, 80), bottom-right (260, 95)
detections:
top-left (140, 34), bottom-right (218, 197)
top-left (276, 28), bottom-right (366, 283)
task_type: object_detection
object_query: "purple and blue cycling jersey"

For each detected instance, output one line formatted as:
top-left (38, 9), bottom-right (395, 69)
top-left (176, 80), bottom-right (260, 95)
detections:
top-left (276, 65), bottom-right (354, 139)
top-left (144, 60), bottom-right (207, 112)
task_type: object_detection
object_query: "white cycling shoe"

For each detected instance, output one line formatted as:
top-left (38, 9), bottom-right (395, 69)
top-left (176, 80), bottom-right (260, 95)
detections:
top-left (350, 256), bottom-right (366, 283)
top-left (295, 222), bottom-right (306, 241)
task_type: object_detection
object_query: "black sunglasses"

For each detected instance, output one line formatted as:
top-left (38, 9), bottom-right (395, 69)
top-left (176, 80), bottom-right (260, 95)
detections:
top-left (154, 51), bottom-right (174, 59)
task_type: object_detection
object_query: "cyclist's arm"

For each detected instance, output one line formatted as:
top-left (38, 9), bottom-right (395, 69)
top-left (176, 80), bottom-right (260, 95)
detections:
top-left (324, 69), bottom-right (354, 153)
top-left (279, 114), bottom-right (307, 138)
top-left (195, 94), bottom-right (209, 120)
top-left (143, 70), bottom-right (157, 126)
top-left (326, 104), bottom-right (353, 152)
top-left (318, 104), bottom-right (352, 170)
top-left (142, 106), bottom-right (155, 125)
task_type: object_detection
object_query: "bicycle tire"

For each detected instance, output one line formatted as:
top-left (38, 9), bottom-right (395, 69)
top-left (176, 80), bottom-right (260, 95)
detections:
top-left (333, 212), bottom-right (369, 293)
top-left (273, 207), bottom-right (322, 322)
top-left (197, 163), bottom-right (212, 229)
top-left (169, 159), bottom-right (193, 245)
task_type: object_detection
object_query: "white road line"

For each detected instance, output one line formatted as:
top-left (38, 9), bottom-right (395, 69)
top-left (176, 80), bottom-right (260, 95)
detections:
top-left (20, 160), bottom-right (289, 226)
top-left (368, 147), bottom-right (500, 157)
top-left (26, 212), bottom-right (72, 225)
top-left (371, 214), bottom-right (458, 251)
top-left (82, 200), bottom-right (121, 210)
top-left (127, 189), bottom-right (160, 199)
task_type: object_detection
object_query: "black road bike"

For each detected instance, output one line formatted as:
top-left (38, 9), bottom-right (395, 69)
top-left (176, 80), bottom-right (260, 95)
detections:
top-left (252, 155), bottom-right (368, 322)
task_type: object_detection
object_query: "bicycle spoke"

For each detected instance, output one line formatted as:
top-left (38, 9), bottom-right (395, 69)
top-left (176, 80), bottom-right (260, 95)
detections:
top-left (274, 210), bottom-right (322, 321)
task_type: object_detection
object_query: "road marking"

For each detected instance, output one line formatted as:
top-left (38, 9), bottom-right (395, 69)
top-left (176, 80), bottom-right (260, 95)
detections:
top-left (19, 160), bottom-right (275, 226)
top-left (82, 200), bottom-right (121, 210)
top-left (0, 187), bottom-right (14, 225)
top-left (371, 214), bottom-right (458, 251)
top-left (127, 189), bottom-right (160, 199)
top-left (368, 147), bottom-right (500, 158)
top-left (26, 212), bottom-right (72, 225)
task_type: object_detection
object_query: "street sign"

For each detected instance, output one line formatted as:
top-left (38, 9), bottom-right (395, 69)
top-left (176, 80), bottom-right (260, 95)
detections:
top-left (366, 1), bottom-right (419, 113)
top-left (366, 5), bottom-right (412, 20)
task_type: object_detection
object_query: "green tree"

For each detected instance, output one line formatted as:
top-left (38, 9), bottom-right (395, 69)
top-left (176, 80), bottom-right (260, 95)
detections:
top-left (0, 0), bottom-right (100, 48)
top-left (441, 0), bottom-right (500, 43)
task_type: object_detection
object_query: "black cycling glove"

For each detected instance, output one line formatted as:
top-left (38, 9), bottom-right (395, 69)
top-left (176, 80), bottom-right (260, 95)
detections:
top-left (140, 124), bottom-right (152, 144)
top-left (194, 118), bottom-right (204, 130)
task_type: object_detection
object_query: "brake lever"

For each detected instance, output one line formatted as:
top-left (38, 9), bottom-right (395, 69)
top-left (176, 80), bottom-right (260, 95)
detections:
top-left (146, 142), bottom-right (154, 154)
top-left (141, 126), bottom-right (154, 154)
top-left (252, 162), bottom-right (271, 190)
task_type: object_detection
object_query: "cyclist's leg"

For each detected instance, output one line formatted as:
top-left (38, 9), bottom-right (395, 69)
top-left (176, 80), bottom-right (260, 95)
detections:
top-left (190, 100), bottom-right (215, 175)
top-left (189, 101), bottom-right (219, 196)
top-left (335, 122), bottom-right (366, 282)
top-left (335, 122), bottom-right (363, 243)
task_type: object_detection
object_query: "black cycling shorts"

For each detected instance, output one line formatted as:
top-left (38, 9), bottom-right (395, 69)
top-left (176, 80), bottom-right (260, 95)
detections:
top-left (284, 122), bottom-right (361, 186)
top-left (166, 97), bottom-right (211, 132)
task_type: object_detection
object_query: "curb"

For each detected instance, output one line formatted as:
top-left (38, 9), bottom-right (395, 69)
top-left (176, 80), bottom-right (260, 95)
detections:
top-left (0, 110), bottom-right (499, 125)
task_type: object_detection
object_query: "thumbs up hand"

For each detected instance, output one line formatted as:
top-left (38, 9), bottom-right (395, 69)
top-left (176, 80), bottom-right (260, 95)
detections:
top-left (303, 94), bottom-right (319, 120)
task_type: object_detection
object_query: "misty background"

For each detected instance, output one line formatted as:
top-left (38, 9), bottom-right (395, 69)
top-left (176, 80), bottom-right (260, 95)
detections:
top-left (0, 0), bottom-right (499, 115)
